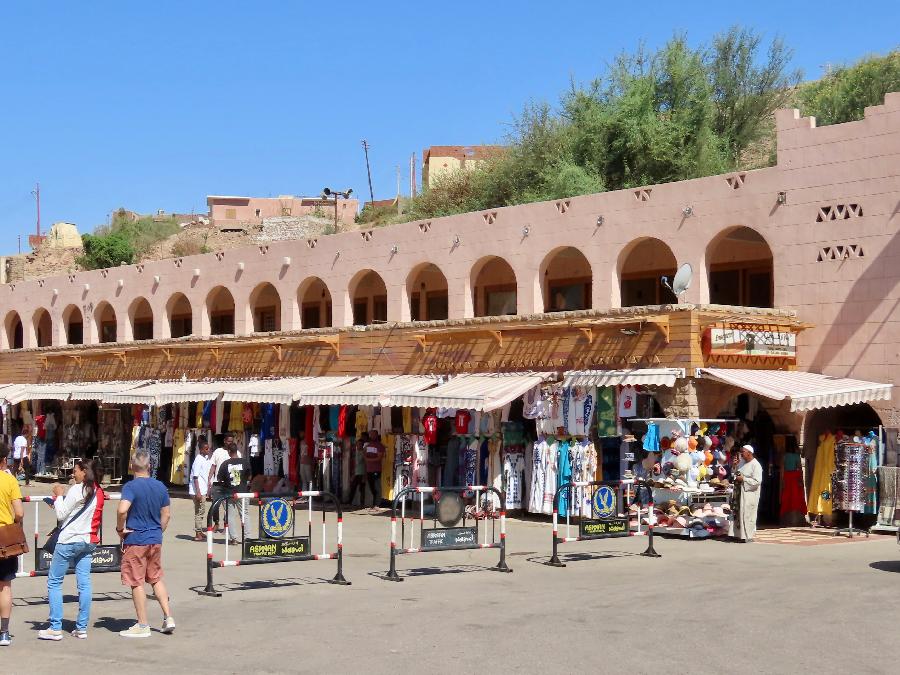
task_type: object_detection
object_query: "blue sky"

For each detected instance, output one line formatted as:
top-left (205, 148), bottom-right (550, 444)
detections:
top-left (0, 1), bottom-right (897, 255)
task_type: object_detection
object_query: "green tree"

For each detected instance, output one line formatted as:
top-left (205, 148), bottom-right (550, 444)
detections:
top-left (78, 232), bottom-right (135, 269)
top-left (798, 49), bottom-right (900, 125)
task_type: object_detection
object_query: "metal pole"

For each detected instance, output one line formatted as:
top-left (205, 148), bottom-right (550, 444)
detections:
top-left (333, 195), bottom-right (339, 232)
top-left (362, 140), bottom-right (375, 206)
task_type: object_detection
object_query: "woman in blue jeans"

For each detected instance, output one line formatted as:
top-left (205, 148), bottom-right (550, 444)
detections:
top-left (38, 459), bottom-right (105, 640)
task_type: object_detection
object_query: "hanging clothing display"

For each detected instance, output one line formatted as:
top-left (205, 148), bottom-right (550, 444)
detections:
top-left (808, 432), bottom-right (836, 517)
top-left (503, 451), bottom-right (526, 510)
top-left (617, 385), bottom-right (637, 418)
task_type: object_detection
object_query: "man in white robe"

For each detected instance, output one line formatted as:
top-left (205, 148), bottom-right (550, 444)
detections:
top-left (730, 444), bottom-right (763, 542)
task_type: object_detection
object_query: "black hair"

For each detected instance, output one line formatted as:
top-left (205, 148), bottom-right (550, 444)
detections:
top-left (198, 437), bottom-right (209, 448)
top-left (0, 444), bottom-right (9, 464)
top-left (75, 458), bottom-right (100, 504)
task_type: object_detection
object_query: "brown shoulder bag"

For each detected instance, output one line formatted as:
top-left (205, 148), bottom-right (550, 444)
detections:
top-left (0, 522), bottom-right (29, 559)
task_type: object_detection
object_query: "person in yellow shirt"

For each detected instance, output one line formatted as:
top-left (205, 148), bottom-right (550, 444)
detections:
top-left (1, 444), bottom-right (25, 646)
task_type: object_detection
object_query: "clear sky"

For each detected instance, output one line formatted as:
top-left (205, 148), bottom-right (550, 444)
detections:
top-left (0, 1), bottom-right (897, 255)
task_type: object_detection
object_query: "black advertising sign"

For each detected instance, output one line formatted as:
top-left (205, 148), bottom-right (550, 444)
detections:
top-left (578, 518), bottom-right (630, 539)
top-left (242, 537), bottom-right (310, 560)
top-left (37, 545), bottom-right (121, 572)
top-left (421, 527), bottom-right (478, 551)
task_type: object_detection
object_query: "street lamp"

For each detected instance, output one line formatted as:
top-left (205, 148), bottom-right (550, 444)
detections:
top-left (322, 187), bottom-right (353, 232)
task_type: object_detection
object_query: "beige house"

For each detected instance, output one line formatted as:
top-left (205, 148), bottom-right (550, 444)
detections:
top-left (422, 145), bottom-right (505, 187)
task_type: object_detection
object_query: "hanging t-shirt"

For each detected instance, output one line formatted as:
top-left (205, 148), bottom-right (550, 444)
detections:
top-left (455, 410), bottom-right (471, 435)
top-left (338, 406), bottom-right (348, 437)
top-left (423, 413), bottom-right (438, 445)
top-left (355, 409), bottom-right (369, 438)
top-left (618, 385), bottom-right (637, 418)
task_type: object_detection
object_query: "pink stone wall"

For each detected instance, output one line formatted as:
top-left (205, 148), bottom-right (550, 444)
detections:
top-left (2, 93), bottom-right (899, 417)
top-left (209, 196), bottom-right (359, 227)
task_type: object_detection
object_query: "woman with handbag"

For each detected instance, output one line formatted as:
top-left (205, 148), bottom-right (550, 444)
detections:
top-left (0, 444), bottom-right (26, 647)
top-left (38, 459), bottom-right (105, 641)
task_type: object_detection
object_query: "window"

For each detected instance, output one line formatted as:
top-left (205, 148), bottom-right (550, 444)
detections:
top-left (256, 308), bottom-right (277, 332)
top-left (373, 296), bottom-right (387, 323)
top-left (352, 301), bottom-right (368, 326)
top-left (547, 280), bottom-right (590, 312)
top-left (171, 316), bottom-right (192, 338)
top-left (303, 305), bottom-right (322, 329)
top-left (621, 278), bottom-right (661, 307)
top-left (485, 287), bottom-right (516, 316)
top-left (67, 322), bottom-right (83, 345)
top-left (100, 322), bottom-right (117, 343)
top-left (133, 320), bottom-right (153, 341)
top-left (225, 208), bottom-right (236, 220)
top-left (210, 314), bottom-right (234, 335)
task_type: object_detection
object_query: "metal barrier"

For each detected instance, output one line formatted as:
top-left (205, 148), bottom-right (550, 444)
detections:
top-left (386, 485), bottom-right (512, 581)
top-left (200, 490), bottom-right (350, 597)
top-left (546, 479), bottom-right (661, 567)
top-left (16, 493), bottom-right (123, 578)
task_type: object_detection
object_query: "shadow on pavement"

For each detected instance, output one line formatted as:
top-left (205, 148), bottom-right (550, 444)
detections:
top-left (94, 616), bottom-right (140, 633)
top-left (13, 590), bottom-right (132, 608)
top-left (189, 576), bottom-right (328, 595)
top-left (869, 560), bottom-right (900, 573)
top-left (369, 564), bottom-right (497, 581)
top-left (526, 550), bottom-right (637, 566)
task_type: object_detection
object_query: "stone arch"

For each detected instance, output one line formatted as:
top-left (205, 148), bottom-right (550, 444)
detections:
top-left (62, 304), bottom-right (84, 345)
top-left (539, 246), bottom-right (592, 312)
top-left (406, 262), bottom-right (449, 321)
top-left (32, 308), bottom-right (53, 347)
top-left (248, 282), bottom-right (282, 332)
top-left (617, 238), bottom-right (677, 307)
top-left (205, 286), bottom-right (235, 336)
top-left (2, 311), bottom-right (23, 350)
top-left (129, 297), bottom-right (154, 341)
top-left (94, 301), bottom-right (117, 343)
top-left (297, 277), bottom-right (332, 329)
top-left (706, 226), bottom-right (774, 308)
top-left (348, 270), bottom-right (387, 326)
top-left (166, 293), bottom-right (193, 338)
top-left (471, 256), bottom-right (517, 317)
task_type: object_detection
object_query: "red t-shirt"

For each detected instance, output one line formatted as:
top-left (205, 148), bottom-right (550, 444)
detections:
top-left (423, 414), bottom-right (438, 444)
top-left (364, 442), bottom-right (385, 473)
top-left (454, 410), bottom-right (471, 435)
top-left (338, 406), bottom-right (347, 437)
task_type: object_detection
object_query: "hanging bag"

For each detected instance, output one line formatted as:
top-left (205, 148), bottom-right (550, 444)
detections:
top-left (44, 495), bottom-right (94, 555)
top-left (0, 522), bottom-right (28, 559)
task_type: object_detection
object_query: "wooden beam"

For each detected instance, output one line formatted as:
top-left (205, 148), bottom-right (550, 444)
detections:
top-left (113, 351), bottom-right (127, 365)
top-left (161, 348), bottom-right (172, 362)
top-left (319, 335), bottom-right (340, 357)
top-left (272, 345), bottom-right (283, 361)
top-left (486, 330), bottom-right (502, 347)
top-left (69, 355), bottom-right (82, 368)
top-left (208, 347), bottom-right (221, 363)
top-left (648, 318), bottom-right (670, 344)
top-left (413, 334), bottom-right (427, 350)
top-left (578, 327), bottom-right (593, 345)
top-left (39, 356), bottom-right (49, 371)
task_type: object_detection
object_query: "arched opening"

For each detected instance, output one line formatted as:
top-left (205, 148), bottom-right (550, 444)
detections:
top-left (249, 283), bottom-right (282, 332)
top-left (618, 238), bottom-right (677, 307)
top-left (129, 297), bottom-right (154, 341)
top-left (541, 247), bottom-right (592, 312)
top-left (33, 308), bottom-right (52, 347)
top-left (3, 312), bottom-right (23, 349)
top-left (407, 263), bottom-right (449, 321)
top-left (349, 270), bottom-right (387, 326)
top-left (298, 277), bottom-right (332, 329)
top-left (94, 302), bottom-right (117, 343)
top-left (707, 226), bottom-right (774, 307)
top-left (167, 293), bottom-right (193, 338)
top-left (62, 305), bottom-right (84, 345)
top-left (472, 256), bottom-right (517, 317)
top-left (206, 286), bottom-right (235, 336)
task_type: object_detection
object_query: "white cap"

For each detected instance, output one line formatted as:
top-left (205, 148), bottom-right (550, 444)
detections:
top-left (741, 444), bottom-right (755, 454)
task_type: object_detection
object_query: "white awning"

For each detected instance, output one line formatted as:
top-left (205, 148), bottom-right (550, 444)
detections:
top-left (70, 381), bottom-right (151, 401)
top-left (698, 368), bottom-right (893, 412)
top-left (6, 383), bottom-right (78, 404)
top-left (389, 374), bottom-right (545, 412)
top-left (0, 384), bottom-right (25, 406)
top-left (221, 377), bottom-right (356, 405)
top-left (300, 375), bottom-right (440, 406)
top-left (563, 368), bottom-right (685, 388)
top-left (102, 381), bottom-right (224, 406)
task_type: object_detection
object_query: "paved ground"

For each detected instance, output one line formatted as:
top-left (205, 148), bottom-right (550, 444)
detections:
top-left (5, 484), bottom-right (900, 674)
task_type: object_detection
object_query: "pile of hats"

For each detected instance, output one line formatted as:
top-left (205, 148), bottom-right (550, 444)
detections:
top-left (635, 500), bottom-right (731, 537)
top-left (639, 424), bottom-right (736, 491)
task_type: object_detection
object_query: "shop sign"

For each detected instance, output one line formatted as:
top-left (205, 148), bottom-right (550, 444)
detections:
top-left (421, 526), bottom-right (478, 551)
top-left (702, 325), bottom-right (796, 360)
top-left (578, 518), bottom-right (629, 539)
top-left (37, 545), bottom-right (121, 572)
top-left (259, 498), bottom-right (293, 539)
top-left (243, 537), bottom-right (310, 560)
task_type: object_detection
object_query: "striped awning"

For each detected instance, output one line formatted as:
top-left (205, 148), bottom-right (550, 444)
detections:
top-left (698, 368), bottom-right (893, 412)
top-left (389, 374), bottom-right (546, 412)
top-left (5, 383), bottom-right (80, 404)
top-left (221, 377), bottom-right (355, 405)
top-left (299, 375), bottom-right (440, 406)
top-left (0, 384), bottom-right (25, 406)
top-left (563, 368), bottom-right (685, 388)
top-left (70, 381), bottom-right (151, 401)
top-left (102, 381), bottom-right (224, 406)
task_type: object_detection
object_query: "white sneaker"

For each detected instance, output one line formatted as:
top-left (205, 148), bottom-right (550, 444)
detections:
top-left (38, 629), bottom-right (63, 641)
top-left (119, 623), bottom-right (151, 638)
top-left (161, 616), bottom-right (175, 634)
top-left (71, 629), bottom-right (88, 639)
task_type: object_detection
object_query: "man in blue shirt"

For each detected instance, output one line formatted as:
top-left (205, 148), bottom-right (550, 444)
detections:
top-left (116, 450), bottom-right (175, 638)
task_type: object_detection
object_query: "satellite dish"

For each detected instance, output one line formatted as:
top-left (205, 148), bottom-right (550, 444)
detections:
top-left (661, 263), bottom-right (693, 302)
